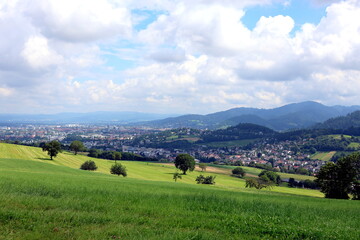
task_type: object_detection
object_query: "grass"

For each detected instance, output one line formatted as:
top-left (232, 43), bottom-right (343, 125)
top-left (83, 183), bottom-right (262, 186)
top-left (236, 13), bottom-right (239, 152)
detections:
top-left (311, 151), bottom-right (336, 161)
top-left (0, 143), bottom-right (359, 239)
top-left (348, 142), bottom-right (360, 148)
top-left (327, 134), bottom-right (352, 139)
top-left (1, 157), bottom-right (360, 239)
top-left (208, 164), bottom-right (316, 181)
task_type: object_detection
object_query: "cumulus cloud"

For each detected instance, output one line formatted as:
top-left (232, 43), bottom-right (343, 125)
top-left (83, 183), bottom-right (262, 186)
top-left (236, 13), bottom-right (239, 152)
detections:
top-left (24, 0), bottom-right (132, 42)
top-left (0, 0), bottom-right (360, 114)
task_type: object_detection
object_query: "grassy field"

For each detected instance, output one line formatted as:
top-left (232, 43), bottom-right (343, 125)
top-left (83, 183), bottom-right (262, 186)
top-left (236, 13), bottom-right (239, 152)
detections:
top-left (348, 142), bottom-right (360, 148)
top-left (208, 164), bottom-right (316, 181)
top-left (0, 143), bottom-right (359, 239)
top-left (311, 151), bottom-right (336, 161)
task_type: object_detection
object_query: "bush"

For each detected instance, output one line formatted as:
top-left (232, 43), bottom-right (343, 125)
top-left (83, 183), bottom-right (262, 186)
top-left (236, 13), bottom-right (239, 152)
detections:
top-left (245, 178), bottom-right (273, 190)
top-left (195, 175), bottom-right (216, 185)
top-left (232, 167), bottom-right (245, 178)
top-left (258, 170), bottom-right (282, 185)
top-left (80, 160), bottom-right (98, 171)
top-left (110, 163), bottom-right (127, 177)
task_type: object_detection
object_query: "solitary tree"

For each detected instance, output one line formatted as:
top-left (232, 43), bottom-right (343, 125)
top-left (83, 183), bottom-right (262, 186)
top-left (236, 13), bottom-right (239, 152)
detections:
top-left (42, 140), bottom-right (62, 160)
top-left (232, 167), bottom-right (246, 178)
top-left (70, 140), bottom-right (85, 155)
top-left (80, 160), bottom-right (98, 171)
top-left (110, 163), bottom-right (127, 177)
top-left (174, 153), bottom-right (195, 175)
top-left (173, 172), bottom-right (182, 182)
top-left (199, 163), bottom-right (207, 172)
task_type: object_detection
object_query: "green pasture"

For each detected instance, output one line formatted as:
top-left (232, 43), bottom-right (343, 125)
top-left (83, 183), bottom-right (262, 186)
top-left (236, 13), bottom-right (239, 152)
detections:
top-left (1, 156), bottom-right (360, 239)
top-left (311, 151), bottom-right (336, 161)
top-left (208, 164), bottom-right (315, 181)
top-left (348, 142), bottom-right (360, 148)
top-left (327, 134), bottom-right (352, 139)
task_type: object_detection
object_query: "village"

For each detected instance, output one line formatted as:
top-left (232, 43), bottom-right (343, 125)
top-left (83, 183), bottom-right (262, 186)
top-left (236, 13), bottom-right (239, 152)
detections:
top-left (0, 124), bottom-right (327, 175)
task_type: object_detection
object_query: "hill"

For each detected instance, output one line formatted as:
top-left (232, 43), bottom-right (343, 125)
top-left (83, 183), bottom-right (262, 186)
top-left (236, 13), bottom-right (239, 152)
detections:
top-left (137, 101), bottom-right (360, 130)
top-left (0, 143), bottom-right (359, 239)
top-left (315, 111), bottom-right (360, 130)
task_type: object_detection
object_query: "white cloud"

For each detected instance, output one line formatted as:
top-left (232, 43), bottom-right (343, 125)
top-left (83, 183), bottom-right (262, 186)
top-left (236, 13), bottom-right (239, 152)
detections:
top-left (24, 0), bottom-right (132, 42)
top-left (21, 35), bottom-right (63, 68)
top-left (1, 0), bottom-right (360, 114)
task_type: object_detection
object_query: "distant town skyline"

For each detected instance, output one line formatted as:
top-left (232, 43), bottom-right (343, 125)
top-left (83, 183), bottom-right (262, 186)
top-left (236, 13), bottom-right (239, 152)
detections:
top-left (0, 0), bottom-right (359, 114)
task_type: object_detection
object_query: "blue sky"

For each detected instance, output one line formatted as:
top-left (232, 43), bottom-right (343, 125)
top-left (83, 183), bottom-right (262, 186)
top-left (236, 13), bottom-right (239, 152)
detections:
top-left (0, 0), bottom-right (359, 114)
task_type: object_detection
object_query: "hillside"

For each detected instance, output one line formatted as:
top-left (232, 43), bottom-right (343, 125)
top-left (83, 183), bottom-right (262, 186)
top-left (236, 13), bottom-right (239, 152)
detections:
top-left (0, 143), bottom-right (359, 239)
top-left (0, 143), bottom-right (315, 189)
top-left (315, 111), bottom-right (360, 130)
top-left (137, 101), bottom-right (360, 130)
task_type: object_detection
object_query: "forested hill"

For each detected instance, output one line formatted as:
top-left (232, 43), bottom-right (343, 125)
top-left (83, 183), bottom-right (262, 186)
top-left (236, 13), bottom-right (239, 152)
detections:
top-left (314, 111), bottom-right (360, 130)
top-left (135, 101), bottom-right (360, 131)
top-left (198, 123), bottom-right (276, 143)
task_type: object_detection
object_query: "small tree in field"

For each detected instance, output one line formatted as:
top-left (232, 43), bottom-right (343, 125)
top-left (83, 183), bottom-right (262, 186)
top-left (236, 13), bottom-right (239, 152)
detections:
top-left (175, 153), bottom-right (195, 175)
top-left (42, 140), bottom-right (62, 160)
top-left (199, 163), bottom-right (207, 172)
top-left (232, 167), bottom-right (246, 178)
top-left (80, 160), bottom-right (98, 171)
top-left (110, 163), bottom-right (127, 177)
top-left (173, 172), bottom-right (182, 182)
top-left (195, 175), bottom-right (216, 185)
top-left (70, 141), bottom-right (85, 155)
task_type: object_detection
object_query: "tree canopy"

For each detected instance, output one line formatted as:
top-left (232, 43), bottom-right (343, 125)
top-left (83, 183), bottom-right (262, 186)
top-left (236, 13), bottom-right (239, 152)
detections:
top-left (70, 141), bottom-right (85, 155)
top-left (315, 152), bottom-right (360, 200)
top-left (42, 140), bottom-right (62, 160)
top-left (174, 154), bottom-right (195, 175)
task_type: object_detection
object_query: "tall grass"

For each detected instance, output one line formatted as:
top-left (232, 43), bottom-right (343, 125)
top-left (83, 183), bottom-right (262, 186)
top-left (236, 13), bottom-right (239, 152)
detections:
top-left (0, 158), bottom-right (359, 239)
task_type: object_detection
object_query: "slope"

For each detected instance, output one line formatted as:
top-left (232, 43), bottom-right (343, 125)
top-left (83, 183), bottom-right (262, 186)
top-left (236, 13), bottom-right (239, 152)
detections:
top-left (0, 147), bottom-right (359, 239)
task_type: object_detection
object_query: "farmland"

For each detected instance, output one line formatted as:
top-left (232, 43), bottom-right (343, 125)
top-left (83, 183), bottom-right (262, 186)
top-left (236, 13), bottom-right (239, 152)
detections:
top-left (0, 143), bottom-right (359, 239)
top-left (310, 151), bottom-right (336, 161)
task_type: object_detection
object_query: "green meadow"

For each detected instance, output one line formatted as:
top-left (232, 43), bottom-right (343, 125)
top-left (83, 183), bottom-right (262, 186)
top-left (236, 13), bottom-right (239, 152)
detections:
top-left (0, 143), bottom-right (359, 239)
top-left (310, 151), bottom-right (336, 161)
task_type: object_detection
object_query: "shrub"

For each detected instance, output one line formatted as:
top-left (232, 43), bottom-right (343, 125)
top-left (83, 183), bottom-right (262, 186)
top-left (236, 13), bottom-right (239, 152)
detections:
top-left (258, 170), bottom-right (281, 185)
top-left (232, 167), bottom-right (245, 178)
top-left (80, 160), bottom-right (98, 171)
top-left (195, 175), bottom-right (216, 185)
top-left (110, 163), bottom-right (127, 177)
top-left (173, 172), bottom-right (182, 182)
top-left (245, 178), bottom-right (273, 190)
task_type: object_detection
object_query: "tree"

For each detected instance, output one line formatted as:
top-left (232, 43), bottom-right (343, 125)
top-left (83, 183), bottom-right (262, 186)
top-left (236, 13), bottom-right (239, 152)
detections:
top-left (199, 163), bottom-right (207, 172)
top-left (316, 153), bottom-right (360, 200)
top-left (195, 175), bottom-right (216, 185)
top-left (110, 163), bottom-right (127, 177)
top-left (70, 141), bottom-right (85, 155)
top-left (173, 172), bottom-right (182, 182)
top-left (42, 140), bottom-right (62, 160)
top-left (232, 167), bottom-right (246, 178)
top-left (80, 160), bottom-right (98, 171)
top-left (174, 154), bottom-right (195, 175)
top-left (245, 178), bottom-right (273, 189)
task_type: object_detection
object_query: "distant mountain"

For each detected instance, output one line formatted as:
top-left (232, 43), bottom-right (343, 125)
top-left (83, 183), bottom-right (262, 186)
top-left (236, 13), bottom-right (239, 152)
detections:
top-left (136, 101), bottom-right (360, 131)
top-left (0, 112), bottom-right (177, 125)
top-left (314, 111), bottom-right (360, 130)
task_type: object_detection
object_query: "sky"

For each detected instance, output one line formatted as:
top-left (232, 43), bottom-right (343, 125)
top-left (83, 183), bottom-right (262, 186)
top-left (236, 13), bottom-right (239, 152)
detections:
top-left (0, 0), bottom-right (360, 114)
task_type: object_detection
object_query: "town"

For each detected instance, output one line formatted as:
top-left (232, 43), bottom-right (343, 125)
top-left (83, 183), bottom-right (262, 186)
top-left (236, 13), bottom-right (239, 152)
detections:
top-left (0, 124), bottom-right (327, 175)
